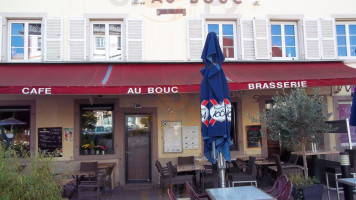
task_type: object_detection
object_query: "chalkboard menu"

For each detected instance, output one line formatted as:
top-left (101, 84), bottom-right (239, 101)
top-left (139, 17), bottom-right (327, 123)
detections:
top-left (246, 125), bottom-right (261, 148)
top-left (38, 127), bottom-right (62, 153)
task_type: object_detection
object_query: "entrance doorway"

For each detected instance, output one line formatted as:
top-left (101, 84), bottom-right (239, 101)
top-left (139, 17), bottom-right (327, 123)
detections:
top-left (125, 114), bottom-right (151, 184)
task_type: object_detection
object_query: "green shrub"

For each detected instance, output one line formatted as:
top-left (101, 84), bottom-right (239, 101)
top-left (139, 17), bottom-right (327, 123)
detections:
top-left (0, 143), bottom-right (65, 200)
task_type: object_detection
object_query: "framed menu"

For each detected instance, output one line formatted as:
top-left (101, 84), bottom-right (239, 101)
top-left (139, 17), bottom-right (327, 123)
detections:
top-left (162, 121), bottom-right (182, 153)
top-left (182, 126), bottom-right (199, 149)
top-left (246, 125), bottom-right (261, 148)
top-left (38, 127), bottom-right (62, 153)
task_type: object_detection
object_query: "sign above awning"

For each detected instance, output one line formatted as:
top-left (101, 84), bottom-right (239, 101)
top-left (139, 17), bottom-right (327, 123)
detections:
top-left (0, 61), bottom-right (355, 95)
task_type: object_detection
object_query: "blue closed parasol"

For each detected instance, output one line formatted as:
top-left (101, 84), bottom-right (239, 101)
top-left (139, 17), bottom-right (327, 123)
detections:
top-left (200, 32), bottom-right (232, 187)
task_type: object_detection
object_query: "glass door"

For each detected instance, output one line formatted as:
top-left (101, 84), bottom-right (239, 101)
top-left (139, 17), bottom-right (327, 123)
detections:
top-left (125, 114), bottom-right (151, 183)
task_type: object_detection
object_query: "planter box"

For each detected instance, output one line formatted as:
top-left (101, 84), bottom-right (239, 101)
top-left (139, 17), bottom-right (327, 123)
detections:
top-left (292, 184), bottom-right (323, 200)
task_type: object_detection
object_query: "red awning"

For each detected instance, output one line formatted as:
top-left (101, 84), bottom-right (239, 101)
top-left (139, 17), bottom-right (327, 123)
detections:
top-left (0, 61), bottom-right (355, 95)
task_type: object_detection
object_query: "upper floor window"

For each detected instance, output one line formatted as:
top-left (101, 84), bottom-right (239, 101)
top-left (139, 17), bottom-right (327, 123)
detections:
top-left (271, 22), bottom-right (298, 59)
top-left (90, 21), bottom-right (122, 61)
top-left (8, 20), bottom-right (42, 61)
top-left (207, 22), bottom-right (237, 60)
top-left (336, 23), bottom-right (356, 57)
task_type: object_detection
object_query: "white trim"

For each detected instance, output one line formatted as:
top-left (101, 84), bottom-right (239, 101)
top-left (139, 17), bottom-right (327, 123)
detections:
top-left (240, 19), bottom-right (255, 60)
top-left (270, 21), bottom-right (299, 60)
top-left (68, 18), bottom-right (86, 61)
top-left (206, 21), bottom-right (237, 60)
top-left (7, 19), bottom-right (43, 62)
top-left (44, 17), bottom-right (62, 61)
top-left (187, 18), bottom-right (204, 61)
top-left (303, 19), bottom-right (321, 59)
top-left (253, 18), bottom-right (270, 60)
top-left (89, 21), bottom-right (123, 61)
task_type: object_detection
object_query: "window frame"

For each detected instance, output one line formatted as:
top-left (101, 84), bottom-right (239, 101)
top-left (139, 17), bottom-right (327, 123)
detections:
top-left (206, 21), bottom-right (238, 60)
top-left (270, 21), bottom-right (299, 60)
top-left (336, 22), bottom-right (356, 58)
top-left (7, 20), bottom-right (43, 62)
top-left (90, 21), bottom-right (123, 61)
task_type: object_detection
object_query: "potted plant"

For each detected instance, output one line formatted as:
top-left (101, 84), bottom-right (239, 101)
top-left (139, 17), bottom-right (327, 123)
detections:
top-left (250, 88), bottom-right (333, 199)
top-left (94, 145), bottom-right (102, 154)
top-left (100, 145), bottom-right (107, 155)
top-left (89, 141), bottom-right (95, 154)
top-left (81, 144), bottom-right (90, 155)
top-left (289, 173), bottom-right (323, 200)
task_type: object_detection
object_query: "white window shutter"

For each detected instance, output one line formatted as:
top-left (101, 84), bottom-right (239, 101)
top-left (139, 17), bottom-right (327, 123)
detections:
top-left (0, 17), bottom-right (2, 62)
top-left (303, 19), bottom-right (321, 59)
top-left (240, 19), bottom-right (255, 60)
top-left (126, 18), bottom-right (143, 61)
top-left (68, 18), bottom-right (86, 61)
top-left (187, 18), bottom-right (204, 61)
top-left (253, 19), bottom-right (270, 60)
top-left (44, 17), bottom-right (62, 61)
top-left (320, 19), bottom-right (337, 59)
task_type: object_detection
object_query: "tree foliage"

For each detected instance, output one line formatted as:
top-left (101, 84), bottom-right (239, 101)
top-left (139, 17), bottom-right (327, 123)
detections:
top-left (0, 143), bottom-right (65, 200)
top-left (250, 88), bottom-right (333, 180)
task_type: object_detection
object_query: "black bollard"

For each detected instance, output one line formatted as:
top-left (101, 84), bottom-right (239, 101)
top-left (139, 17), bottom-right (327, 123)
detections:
top-left (340, 152), bottom-right (354, 200)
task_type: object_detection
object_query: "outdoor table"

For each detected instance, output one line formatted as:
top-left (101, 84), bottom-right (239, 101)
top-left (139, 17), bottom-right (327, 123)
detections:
top-left (291, 150), bottom-right (340, 181)
top-left (98, 162), bottom-right (116, 190)
top-left (255, 160), bottom-right (276, 187)
top-left (177, 163), bottom-right (206, 191)
top-left (337, 178), bottom-right (356, 186)
top-left (67, 170), bottom-right (95, 199)
top-left (206, 185), bottom-right (276, 200)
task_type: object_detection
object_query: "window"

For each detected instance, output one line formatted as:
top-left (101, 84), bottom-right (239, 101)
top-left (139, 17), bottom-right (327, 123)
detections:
top-left (91, 22), bottom-right (122, 60)
top-left (0, 106), bottom-right (31, 156)
top-left (336, 23), bottom-right (356, 57)
top-left (207, 22), bottom-right (237, 59)
top-left (271, 22), bottom-right (298, 59)
top-left (8, 20), bottom-right (42, 61)
top-left (80, 105), bottom-right (114, 155)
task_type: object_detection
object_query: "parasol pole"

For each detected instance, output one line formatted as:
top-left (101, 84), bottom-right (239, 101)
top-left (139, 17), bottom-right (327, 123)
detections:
top-left (217, 152), bottom-right (226, 188)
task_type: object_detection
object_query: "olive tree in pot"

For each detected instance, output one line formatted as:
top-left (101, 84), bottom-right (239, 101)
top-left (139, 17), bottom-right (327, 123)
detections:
top-left (250, 88), bottom-right (333, 200)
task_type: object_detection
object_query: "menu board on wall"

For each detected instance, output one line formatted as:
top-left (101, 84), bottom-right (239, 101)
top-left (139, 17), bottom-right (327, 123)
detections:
top-left (182, 126), bottom-right (200, 149)
top-left (38, 127), bottom-right (62, 153)
top-left (246, 125), bottom-right (261, 148)
top-left (162, 121), bottom-right (182, 153)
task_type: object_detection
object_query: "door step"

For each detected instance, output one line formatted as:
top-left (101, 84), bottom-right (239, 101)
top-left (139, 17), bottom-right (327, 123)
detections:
top-left (123, 184), bottom-right (156, 190)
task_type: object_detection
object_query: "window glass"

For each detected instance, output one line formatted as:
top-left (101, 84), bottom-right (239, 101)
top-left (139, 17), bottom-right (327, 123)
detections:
top-left (207, 22), bottom-right (236, 59)
top-left (271, 23), bottom-right (297, 59)
top-left (80, 105), bottom-right (114, 155)
top-left (9, 21), bottom-right (41, 61)
top-left (336, 23), bottom-right (356, 57)
top-left (0, 106), bottom-right (31, 156)
top-left (91, 22), bottom-right (122, 61)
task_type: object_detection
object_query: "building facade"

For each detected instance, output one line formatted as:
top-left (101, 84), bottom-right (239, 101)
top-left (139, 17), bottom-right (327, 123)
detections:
top-left (1, 0), bottom-right (356, 187)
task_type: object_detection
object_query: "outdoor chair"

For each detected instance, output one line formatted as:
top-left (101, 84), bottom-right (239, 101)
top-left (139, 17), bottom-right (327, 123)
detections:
top-left (201, 165), bottom-right (215, 190)
top-left (166, 161), bottom-right (194, 192)
top-left (277, 180), bottom-right (293, 200)
top-left (185, 182), bottom-right (211, 200)
top-left (155, 160), bottom-right (170, 189)
top-left (271, 154), bottom-right (304, 178)
top-left (178, 156), bottom-right (194, 165)
top-left (228, 156), bottom-right (258, 187)
top-left (77, 174), bottom-right (103, 200)
top-left (167, 189), bottom-right (178, 200)
top-left (79, 161), bottom-right (98, 181)
top-left (325, 149), bottom-right (356, 200)
top-left (266, 174), bottom-right (288, 199)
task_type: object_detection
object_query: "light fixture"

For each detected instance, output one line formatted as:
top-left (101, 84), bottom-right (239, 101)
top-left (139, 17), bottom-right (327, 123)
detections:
top-left (253, 0), bottom-right (260, 6)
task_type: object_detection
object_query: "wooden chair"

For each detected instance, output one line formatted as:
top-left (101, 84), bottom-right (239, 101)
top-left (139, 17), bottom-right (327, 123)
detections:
top-left (178, 156), bottom-right (194, 165)
top-left (266, 174), bottom-right (288, 199)
top-left (201, 165), bottom-right (215, 190)
top-left (272, 154), bottom-right (304, 178)
top-left (228, 156), bottom-right (258, 187)
top-left (79, 161), bottom-right (98, 181)
top-left (166, 161), bottom-right (194, 192)
top-left (77, 174), bottom-right (103, 200)
top-left (155, 160), bottom-right (170, 189)
top-left (185, 182), bottom-right (211, 200)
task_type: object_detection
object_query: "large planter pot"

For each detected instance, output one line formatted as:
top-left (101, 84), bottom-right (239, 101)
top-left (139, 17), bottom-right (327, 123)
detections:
top-left (292, 184), bottom-right (323, 200)
top-left (89, 149), bottom-right (95, 155)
